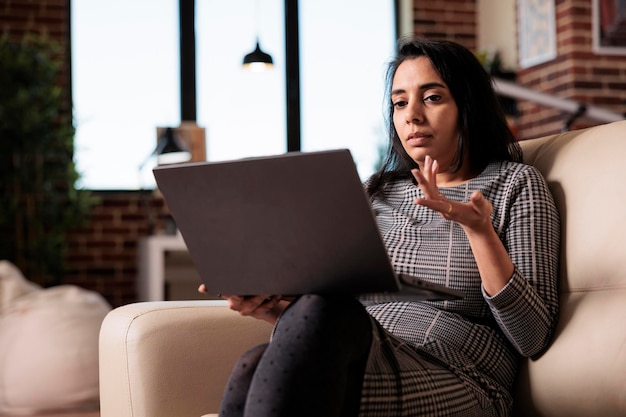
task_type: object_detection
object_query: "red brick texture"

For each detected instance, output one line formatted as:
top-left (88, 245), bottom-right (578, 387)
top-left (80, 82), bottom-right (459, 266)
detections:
top-left (412, 0), bottom-right (478, 50)
top-left (65, 192), bottom-right (172, 307)
top-left (516, 0), bottom-right (626, 138)
top-left (0, 0), bottom-right (71, 93)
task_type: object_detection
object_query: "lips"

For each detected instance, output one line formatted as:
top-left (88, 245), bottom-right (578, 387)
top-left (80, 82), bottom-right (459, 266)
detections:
top-left (406, 132), bottom-right (431, 146)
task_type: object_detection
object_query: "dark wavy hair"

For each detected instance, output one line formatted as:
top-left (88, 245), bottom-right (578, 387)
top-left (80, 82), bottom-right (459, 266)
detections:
top-left (366, 36), bottom-right (521, 198)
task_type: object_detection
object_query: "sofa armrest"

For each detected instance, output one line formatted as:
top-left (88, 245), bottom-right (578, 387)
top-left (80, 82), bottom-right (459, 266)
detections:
top-left (99, 300), bottom-right (273, 417)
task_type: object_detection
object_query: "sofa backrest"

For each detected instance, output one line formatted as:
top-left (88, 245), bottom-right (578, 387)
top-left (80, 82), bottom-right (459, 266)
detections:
top-left (521, 120), bottom-right (626, 294)
top-left (514, 120), bottom-right (626, 417)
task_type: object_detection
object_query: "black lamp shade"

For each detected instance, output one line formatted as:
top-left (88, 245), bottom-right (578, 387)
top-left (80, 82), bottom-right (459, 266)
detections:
top-left (243, 41), bottom-right (273, 71)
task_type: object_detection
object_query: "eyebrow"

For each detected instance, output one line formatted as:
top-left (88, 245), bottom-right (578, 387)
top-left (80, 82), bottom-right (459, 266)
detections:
top-left (391, 82), bottom-right (447, 96)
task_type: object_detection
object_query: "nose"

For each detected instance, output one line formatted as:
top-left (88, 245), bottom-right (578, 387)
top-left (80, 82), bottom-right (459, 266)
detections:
top-left (405, 101), bottom-right (423, 124)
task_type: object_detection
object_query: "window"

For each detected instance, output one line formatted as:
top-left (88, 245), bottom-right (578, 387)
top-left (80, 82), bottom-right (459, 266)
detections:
top-left (72, 0), bottom-right (395, 189)
top-left (196, 0), bottom-right (286, 164)
top-left (71, 0), bottom-right (180, 189)
top-left (299, 0), bottom-right (395, 178)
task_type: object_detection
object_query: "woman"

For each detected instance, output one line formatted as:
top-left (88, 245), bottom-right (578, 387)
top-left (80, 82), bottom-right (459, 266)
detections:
top-left (206, 37), bottom-right (560, 417)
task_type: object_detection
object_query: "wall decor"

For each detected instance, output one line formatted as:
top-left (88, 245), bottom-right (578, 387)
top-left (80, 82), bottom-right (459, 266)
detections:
top-left (517, 0), bottom-right (557, 68)
top-left (593, 0), bottom-right (626, 54)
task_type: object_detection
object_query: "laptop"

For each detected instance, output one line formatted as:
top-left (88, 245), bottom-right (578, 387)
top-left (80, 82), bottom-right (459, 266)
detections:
top-left (152, 149), bottom-right (463, 302)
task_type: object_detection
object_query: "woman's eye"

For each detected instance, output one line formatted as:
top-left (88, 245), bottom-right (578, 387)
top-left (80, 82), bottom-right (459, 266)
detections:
top-left (393, 100), bottom-right (407, 108)
top-left (424, 94), bottom-right (442, 103)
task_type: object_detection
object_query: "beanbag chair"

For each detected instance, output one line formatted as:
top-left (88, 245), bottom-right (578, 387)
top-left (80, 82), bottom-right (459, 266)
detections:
top-left (0, 261), bottom-right (111, 414)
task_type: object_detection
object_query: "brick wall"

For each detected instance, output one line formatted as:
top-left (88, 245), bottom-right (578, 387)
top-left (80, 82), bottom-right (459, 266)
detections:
top-left (0, 0), bottom-right (71, 105)
top-left (411, 0), bottom-right (625, 140)
top-left (1, 0), bottom-right (68, 40)
top-left (65, 192), bottom-right (172, 307)
top-left (515, 0), bottom-right (626, 138)
top-left (412, 0), bottom-right (477, 50)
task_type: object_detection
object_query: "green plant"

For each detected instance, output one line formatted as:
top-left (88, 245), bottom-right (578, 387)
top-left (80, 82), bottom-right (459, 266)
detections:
top-left (0, 34), bottom-right (94, 286)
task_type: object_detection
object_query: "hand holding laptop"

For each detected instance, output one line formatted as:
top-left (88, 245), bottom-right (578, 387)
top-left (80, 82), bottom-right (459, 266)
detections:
top-left (198, 284), bottom-right (288, 324)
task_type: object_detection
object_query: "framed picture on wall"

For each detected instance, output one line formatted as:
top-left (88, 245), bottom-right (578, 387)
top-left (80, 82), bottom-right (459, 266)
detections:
top-left (517, 0), bottom-right (557, 68)
top-left (593, 0), bottom-right (626, 54)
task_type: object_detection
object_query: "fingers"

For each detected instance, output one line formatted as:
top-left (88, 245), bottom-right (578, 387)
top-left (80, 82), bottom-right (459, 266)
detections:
top-left (469, 190), bottom-right (493, 217)
top-left (413, 155), bottom-right (452, 218)
top-left (412, 156), bottom-right (493, 230)
top-left (412, 155), bottom-right (441, 200)
top-left (415, 196), bottom-right (456, 218)
top-left (413, 183), bottom-right (489, 222)
top-left (225, 294), bottom-right (282, 317)
top-left (197, 286), bottom-right (281, 316)
top-left (425, 155), bottom-right (438, 181)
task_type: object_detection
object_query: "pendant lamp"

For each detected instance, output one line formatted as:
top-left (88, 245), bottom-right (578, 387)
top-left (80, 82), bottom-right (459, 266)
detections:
top-left (242, 0), bottom-right (273, 71)
top-left (242, 39), bottom-right (274, 71)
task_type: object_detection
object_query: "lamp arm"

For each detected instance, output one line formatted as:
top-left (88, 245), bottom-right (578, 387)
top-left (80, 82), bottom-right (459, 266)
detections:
top-left (492, 77), bottom-right (625, 124)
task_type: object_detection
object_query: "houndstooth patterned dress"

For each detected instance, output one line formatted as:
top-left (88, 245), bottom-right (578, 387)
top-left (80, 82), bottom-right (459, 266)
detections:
top-left (357, 161), bottom-right (560, 416)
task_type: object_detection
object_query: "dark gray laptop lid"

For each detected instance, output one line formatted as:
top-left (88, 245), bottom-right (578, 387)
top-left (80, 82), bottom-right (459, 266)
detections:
top-left (153, 149), bottom-right (400, 296)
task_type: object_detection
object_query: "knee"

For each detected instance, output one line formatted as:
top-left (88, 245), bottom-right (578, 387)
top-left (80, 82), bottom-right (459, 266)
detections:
top-left (231, 343), bottom-right (268, 379)
top-left (286, 294), bottom-right (364, 319)
top-left (278, 294), bottom-right (371, 344)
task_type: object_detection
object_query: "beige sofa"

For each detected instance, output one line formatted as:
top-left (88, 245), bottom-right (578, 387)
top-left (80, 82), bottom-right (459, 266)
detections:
top-left (99, 120), bottom-right (626, 417)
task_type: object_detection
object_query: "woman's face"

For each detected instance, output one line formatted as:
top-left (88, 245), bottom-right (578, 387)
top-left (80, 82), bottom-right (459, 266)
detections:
top-left (391, 56), bottom-right (461, 174)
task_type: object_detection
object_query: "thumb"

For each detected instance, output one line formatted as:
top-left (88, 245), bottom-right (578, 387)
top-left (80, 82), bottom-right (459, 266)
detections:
top-left (470, 191), bottom-right (492, 214)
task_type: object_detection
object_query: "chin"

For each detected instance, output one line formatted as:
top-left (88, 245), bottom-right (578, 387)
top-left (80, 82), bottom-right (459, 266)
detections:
top-left (408, 153), bottom-right (426, 166)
